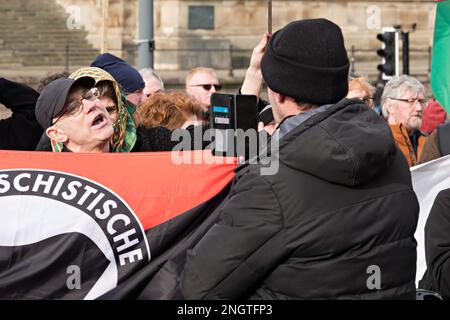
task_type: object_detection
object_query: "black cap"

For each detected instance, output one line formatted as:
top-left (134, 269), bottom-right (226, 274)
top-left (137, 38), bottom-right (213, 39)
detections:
top-left (35, 77), bottom-right (95, 129)
top-left (261, 18), bottom-right (349, 105)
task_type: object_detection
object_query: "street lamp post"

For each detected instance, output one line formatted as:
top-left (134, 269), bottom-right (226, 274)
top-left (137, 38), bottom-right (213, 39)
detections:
top-left (138, 0), bottom-right (154, 69)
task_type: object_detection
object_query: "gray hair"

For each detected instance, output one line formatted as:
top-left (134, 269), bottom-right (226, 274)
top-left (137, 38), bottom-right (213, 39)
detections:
top-left (381, 75), bottom-right (425, 119)
top-left (139, 68), bottom-right (164, 87)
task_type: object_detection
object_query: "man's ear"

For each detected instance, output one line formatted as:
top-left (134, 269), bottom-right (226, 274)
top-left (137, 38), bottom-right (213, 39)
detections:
top-left (385, 99), bottom-right (395, 116)
top-left (46, 126), bottom-right (68, 143)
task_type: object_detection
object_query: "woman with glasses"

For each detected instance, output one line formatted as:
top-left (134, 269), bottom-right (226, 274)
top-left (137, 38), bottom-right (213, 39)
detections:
top-left (72, 67), bottom-right (181, 153)
top-left (69, 67), bottom-right (137, 153)
top-left (35, 77), bottom-right (114, 153)
top-left (36, 67), bottom-right (180, 153)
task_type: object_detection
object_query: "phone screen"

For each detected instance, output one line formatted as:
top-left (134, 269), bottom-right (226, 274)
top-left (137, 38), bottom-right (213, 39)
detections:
top-left (210, 94), bottom-right (233, 129)
top-left (209, 93), bottom-right (258, 158)
top-left (210, 93), bottom-right (234, 155)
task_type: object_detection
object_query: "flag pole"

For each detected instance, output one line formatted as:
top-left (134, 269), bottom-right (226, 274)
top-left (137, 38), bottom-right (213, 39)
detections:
top-left (267, 0), bottom-right (272, 34)
top-left (101, 0), bottom-right (109, 54)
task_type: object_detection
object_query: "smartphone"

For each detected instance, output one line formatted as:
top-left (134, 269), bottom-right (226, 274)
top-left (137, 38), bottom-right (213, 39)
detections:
top-left (210, 94), bottom-right (234, 155)
top-left (209, 93), bottom-right (258, 158)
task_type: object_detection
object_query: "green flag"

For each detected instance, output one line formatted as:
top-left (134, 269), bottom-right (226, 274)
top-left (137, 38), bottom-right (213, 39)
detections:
top-left (431, 0), bottom-right (450, 114)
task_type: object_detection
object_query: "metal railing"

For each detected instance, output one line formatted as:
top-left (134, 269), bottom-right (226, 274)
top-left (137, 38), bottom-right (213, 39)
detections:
top-left (1, 43), bottom-right (432, 82)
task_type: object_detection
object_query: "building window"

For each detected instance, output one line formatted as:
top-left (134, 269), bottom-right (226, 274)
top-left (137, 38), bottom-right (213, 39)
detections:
top-left (188, 5), bottom-right (214, 30)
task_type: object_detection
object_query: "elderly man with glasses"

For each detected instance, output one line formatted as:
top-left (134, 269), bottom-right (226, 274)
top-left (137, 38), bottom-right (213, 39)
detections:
top-left (381, 75), bottom-right (428, 167)
top-left (185, 67), bottom-right (222, 114)
top-left (35, 77), bottom-right (114, 153)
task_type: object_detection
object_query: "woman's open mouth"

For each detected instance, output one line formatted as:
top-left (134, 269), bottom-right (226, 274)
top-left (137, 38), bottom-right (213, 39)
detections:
top-left (91, 114), bottom-right (106, 128)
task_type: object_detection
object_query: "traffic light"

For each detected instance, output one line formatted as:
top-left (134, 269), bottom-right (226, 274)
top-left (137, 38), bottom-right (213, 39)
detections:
top-left (376, 27), bottom-right (399, 80)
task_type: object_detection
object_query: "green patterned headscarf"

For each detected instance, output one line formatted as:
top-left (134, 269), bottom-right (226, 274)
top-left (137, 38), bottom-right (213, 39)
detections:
top-left (66, 67), bottom-right (137, 152)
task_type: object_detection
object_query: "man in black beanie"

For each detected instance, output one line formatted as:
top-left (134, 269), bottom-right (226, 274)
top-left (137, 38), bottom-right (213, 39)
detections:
top-left (182, 19), bottom-right (418, 299)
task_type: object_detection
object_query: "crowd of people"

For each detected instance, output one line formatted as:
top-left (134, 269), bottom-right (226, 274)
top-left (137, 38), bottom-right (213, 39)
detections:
top-left (1, 17), bottom-right (450, 300)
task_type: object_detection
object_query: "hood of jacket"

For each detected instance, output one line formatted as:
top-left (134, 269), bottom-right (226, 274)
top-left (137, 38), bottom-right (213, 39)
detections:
top-left (276, 98), bottom-right (397, 187)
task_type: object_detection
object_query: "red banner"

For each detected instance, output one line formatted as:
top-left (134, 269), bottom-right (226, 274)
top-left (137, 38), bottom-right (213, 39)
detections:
top-left (0, 150), bottom-right (236, 299)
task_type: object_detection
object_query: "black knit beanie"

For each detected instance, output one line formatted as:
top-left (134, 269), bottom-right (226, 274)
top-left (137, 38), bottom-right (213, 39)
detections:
top-left (261, 18), bottom-right (349, 105)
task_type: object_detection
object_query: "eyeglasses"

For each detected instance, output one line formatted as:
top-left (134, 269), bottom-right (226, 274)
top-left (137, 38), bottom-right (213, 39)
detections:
top-left (389, 97), bottom-right (428, 108)
top-left (362, 96), bottom-right (375, 107)
top-left (52, 87), bottom-right (100, 125)
top-left (190, 84), bottom-right (222, 91)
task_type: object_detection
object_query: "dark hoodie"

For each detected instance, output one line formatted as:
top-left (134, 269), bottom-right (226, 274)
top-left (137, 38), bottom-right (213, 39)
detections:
top-left (182, 98), bottom-right (419, 300)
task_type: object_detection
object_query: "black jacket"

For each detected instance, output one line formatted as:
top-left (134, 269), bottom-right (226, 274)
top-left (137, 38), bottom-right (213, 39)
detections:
top-left (134, 126), bottom-right (178, 152)
top-left (418, 122), bottom-right (450, 164)
top-left (34, 125), bottom-right (207, 152)
top-left (0, 78), bottom-right (43, 150)
top-left (35, 125), bottom-right (179, 152)
top-left (182, 99), bottom-right (419, 300)
top-left (420, 188), bottom-right (450, 299)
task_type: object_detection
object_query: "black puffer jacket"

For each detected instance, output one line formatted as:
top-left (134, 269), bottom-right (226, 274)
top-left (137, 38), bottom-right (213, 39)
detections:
top-left (182, 99), bottom-right (419, 300)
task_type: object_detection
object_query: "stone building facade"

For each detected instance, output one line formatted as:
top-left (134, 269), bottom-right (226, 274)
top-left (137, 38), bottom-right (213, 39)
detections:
top-left (50, 0), bottom-right (436, 78)
top-left (0, 0), bottom-right (438, 117)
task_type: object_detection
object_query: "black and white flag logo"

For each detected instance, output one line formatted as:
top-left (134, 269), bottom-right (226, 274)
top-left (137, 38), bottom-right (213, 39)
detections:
top-left (0, 170), bottom-right (150, 300)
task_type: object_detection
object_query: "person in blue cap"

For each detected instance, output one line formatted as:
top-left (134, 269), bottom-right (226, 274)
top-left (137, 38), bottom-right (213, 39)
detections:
top-left (91, 53), bottom-right (147, 108)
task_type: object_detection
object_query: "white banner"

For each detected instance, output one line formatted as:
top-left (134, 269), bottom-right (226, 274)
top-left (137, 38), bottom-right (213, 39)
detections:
top-left (411, 155), bottom-right (450, 285)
